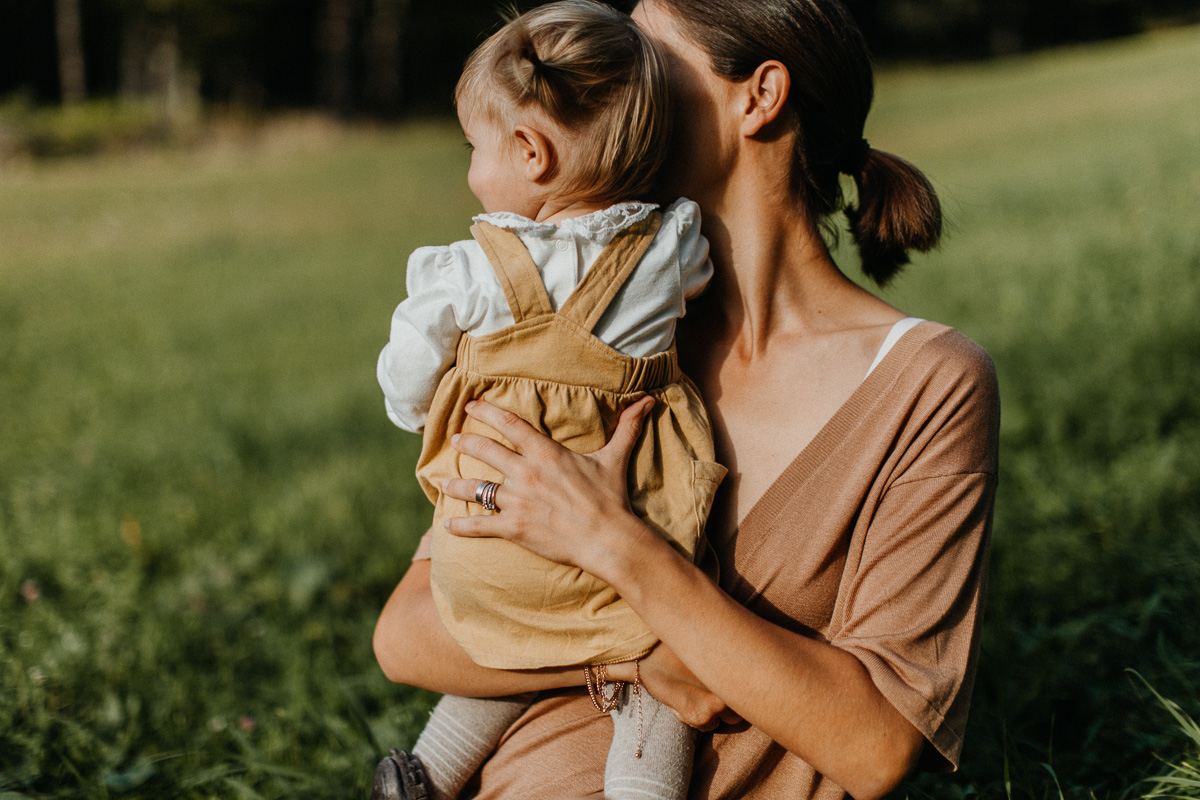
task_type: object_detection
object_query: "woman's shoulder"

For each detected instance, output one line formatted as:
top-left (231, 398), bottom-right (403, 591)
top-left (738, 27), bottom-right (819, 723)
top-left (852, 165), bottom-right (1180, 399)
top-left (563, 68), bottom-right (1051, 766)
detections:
top-left (882, 322), bottom-right (1000, 475)
top-left (902, 322), bottom-right (998, 395)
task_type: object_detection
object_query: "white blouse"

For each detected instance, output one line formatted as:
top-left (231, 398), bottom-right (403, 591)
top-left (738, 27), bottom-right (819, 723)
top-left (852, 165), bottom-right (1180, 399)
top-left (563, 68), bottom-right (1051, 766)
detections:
top-left (377, 198), bottom-right (713, 433)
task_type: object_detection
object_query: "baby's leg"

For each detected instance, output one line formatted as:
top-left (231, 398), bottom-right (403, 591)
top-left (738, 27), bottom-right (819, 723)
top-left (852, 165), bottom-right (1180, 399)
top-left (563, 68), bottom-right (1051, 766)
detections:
top-left (606, 685), bottom-right (695, 800)
top-left (413, 693), bottom-right (534, 800)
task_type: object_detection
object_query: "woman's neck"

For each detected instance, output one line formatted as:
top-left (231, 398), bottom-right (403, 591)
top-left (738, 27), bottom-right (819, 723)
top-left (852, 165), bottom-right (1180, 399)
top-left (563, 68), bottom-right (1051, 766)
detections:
top-left (697, 172), bottom-right (871, 359)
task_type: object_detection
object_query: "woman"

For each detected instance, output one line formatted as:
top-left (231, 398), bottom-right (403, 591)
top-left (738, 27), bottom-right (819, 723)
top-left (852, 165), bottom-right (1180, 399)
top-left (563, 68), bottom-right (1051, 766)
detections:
top-left (372, 0), bottom-right (999, 798)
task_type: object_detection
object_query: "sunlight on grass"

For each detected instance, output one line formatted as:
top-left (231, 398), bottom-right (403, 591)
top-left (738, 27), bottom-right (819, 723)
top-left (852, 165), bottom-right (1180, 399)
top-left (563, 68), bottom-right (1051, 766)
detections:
top-left (3, 27), bottom-right (1200, 799)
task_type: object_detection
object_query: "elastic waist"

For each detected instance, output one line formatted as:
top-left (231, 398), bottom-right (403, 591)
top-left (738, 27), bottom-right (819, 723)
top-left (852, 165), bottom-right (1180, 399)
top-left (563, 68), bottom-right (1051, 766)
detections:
top-left (457, 324), bottom-right (682, 395)
top-left (623, 348), bottom-right (679, 392)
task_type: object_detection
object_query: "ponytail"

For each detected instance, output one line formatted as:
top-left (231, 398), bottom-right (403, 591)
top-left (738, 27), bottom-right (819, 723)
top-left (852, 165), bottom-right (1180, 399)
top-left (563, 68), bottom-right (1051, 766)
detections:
top-left (505, 21), bottom-right (575, 121)
top-left (455, 0), bottom-right (670, 205)
top-left (845, 148), bottom-right (942, 286)
top-left (656, 0), bottom-right (943, 286)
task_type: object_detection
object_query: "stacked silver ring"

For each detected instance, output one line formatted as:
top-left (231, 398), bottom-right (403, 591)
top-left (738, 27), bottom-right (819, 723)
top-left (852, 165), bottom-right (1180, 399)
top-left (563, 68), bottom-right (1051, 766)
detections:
top-left (474, 480), bottom-right (500, 511)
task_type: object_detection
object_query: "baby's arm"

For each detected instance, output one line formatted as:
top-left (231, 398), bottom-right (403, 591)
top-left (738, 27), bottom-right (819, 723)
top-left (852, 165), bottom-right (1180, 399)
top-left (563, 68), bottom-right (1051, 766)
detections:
top-left (377, 244), bottom-right (481, 432)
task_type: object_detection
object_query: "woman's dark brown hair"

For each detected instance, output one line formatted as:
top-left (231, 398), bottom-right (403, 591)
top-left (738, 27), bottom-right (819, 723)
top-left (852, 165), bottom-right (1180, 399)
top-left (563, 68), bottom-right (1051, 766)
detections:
top-left (649, 0), bottom-right (941, 285)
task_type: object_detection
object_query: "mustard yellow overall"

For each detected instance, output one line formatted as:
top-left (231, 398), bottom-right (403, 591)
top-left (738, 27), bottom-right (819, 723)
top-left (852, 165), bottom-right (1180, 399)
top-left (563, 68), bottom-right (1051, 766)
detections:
top-left (417, 212), bottom-right (726, 669)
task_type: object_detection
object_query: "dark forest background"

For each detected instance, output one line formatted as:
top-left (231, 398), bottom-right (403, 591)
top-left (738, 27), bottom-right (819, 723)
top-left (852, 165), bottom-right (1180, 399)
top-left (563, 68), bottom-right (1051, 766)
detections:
top-left (3, 0), bottom-right (1200, 119)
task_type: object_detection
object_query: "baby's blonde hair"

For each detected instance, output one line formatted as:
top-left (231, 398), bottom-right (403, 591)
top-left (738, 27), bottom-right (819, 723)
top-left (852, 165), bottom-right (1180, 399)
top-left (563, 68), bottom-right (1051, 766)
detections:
top-left (455, 0), bottom-right (671, 205)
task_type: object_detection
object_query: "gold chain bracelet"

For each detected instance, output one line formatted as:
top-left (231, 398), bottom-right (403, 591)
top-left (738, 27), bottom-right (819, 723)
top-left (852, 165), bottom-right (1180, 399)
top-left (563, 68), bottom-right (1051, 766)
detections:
top-left (584, 661), bottom-right (645, 758)
top-left (584, 664), bottom-right (623, 712)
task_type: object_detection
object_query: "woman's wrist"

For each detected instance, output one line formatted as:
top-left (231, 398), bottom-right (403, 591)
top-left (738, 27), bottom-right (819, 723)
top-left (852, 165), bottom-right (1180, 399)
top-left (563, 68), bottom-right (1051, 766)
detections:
top-left (586, 507), bottom-right (672, 592)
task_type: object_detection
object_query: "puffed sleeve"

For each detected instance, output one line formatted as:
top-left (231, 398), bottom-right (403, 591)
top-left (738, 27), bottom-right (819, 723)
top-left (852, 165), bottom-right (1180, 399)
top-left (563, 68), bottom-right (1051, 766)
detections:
top-left (665, 198), bottom-right (713, 307)
top-left (829, 340), bottom-right (1000, 770)
top-left (376, 244), bottom-right (476, 433)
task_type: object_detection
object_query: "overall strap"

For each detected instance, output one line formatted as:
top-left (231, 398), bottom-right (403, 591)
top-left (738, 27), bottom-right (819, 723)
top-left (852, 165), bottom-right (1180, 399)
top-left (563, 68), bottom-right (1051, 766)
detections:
top-left (470, 221), bottom-right (554, 323)
top-left (557, 212), bottom-right (663, 332)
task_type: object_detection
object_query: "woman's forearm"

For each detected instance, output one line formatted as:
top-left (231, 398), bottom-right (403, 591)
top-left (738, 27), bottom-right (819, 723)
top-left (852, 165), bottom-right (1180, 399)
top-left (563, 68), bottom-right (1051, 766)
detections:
top-left (373, 560), bottom-right (582, 696)
top-left (433, 399), bottom-right (927, 798)
top-left (598, 519), bottom-right (924, 800)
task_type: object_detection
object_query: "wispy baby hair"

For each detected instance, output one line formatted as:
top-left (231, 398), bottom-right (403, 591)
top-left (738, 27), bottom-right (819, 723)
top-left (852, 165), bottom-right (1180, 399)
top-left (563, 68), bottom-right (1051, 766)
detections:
top-left (455, 0), bottom-right (671, 205)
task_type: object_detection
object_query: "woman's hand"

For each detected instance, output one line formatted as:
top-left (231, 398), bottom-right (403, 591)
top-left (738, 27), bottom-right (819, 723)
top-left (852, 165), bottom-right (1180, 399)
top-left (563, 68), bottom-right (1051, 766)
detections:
top-left (438, 398), bottom-right (741, 730)
top-left (440, 396), bottom-right (657, 577)
top-left (609, 645), bottom-right (744, 731)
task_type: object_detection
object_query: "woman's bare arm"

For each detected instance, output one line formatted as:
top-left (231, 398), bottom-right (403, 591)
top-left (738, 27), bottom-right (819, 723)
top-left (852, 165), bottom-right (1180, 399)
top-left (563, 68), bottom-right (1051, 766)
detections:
top-left (602, 523), bottom-right (925, 800)
top-left (442, 399), bottom-right (926, 800)
top-left (373, 559), bottom-right (580, 696)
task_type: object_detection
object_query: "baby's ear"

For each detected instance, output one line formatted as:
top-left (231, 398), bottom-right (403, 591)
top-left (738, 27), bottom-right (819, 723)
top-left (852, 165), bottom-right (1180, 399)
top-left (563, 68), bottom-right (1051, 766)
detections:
top-left (512, 125), bottom-right (556, 183)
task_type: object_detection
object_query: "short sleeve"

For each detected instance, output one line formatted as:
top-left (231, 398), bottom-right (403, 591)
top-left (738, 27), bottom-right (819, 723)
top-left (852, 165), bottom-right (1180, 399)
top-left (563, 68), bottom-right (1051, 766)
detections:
top-left (832, 471), bottom-right (994, 769)
top-left (665, 198), bottom-right (713, 307)
top-left (830, 344), bottom-right (999, 770)
top-left (376, 244), bottom-right (484, 433)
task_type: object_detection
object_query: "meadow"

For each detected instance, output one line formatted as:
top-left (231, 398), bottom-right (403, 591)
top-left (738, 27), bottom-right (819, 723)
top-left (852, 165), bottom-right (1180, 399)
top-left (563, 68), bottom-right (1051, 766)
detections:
top-left (2, 25), bottom-right (1200, 800)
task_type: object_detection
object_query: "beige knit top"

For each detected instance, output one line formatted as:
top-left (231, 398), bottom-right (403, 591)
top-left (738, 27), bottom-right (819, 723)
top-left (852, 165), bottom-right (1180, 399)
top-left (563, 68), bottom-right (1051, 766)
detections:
top-left (456, 321), bottom-right (1000, 800)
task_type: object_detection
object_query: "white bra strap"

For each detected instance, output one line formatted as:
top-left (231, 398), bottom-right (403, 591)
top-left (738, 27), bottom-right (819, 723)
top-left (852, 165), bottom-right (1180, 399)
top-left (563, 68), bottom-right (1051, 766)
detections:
top-left (865, 317), bottom-right (925, 380)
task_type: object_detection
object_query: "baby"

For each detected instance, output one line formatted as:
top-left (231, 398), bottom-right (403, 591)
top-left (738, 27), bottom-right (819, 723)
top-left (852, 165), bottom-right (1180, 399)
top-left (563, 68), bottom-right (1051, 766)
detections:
top-left (373, 2), bottom-right (725, 799)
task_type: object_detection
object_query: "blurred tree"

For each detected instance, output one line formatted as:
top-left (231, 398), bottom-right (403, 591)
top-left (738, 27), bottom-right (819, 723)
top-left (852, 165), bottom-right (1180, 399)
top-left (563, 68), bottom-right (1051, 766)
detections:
top-left (102, 0), bottom-right (200, 123)
top-left (318, 0), bottom-right (356, 115)
top-left (2, 0), bottom-right (1199, 116)
top-left (54, 0), bottom-right (87, 103)
top-left (53, 0), bottom-right (88, 104)
top-left (365, 0), bottom-right (408, 115)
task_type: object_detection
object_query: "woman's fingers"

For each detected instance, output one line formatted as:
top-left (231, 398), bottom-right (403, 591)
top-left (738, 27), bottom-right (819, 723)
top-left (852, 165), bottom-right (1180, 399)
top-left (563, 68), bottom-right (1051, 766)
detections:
top-left (442, 477), bottom-right (495, 506)
top-left (463, 400), bottom-right (560, 459)
top-left (451, 429), bottom-right (523, 475)
top-left (444, 506), bottom-right (511, 538)
top-left (440, 397), bottom-right (653, 571)
top-left (719, 708), bottom-right (745, 725)
top-left (632, 644), bottom-right (734, 731)
top-left (600, 396), bottom-right (655, 467)
top-left (664, 688), bottom-right (725, 731)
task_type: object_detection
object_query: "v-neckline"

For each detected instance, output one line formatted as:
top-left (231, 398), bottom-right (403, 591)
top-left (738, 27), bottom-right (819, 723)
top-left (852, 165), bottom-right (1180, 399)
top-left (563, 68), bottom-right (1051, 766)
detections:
top-left (725, 320), bottom-right (947, 541)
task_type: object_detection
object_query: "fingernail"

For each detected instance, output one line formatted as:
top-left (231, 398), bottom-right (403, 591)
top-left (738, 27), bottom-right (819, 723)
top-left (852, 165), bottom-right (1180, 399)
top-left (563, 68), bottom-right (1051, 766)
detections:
top-left (442, 479), bottom-right (450, 490)
top-left (443, 520), bottom-right (451, 529)
top-left (451, 433), bottom-right (461, 444)
top-left (465, 400), bottom-right (477, 410)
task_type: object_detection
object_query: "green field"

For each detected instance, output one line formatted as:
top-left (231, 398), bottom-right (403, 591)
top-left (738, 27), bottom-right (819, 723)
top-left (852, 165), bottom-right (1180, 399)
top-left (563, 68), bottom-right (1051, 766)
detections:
top-left (3, 26), bottom-right (1200, 799)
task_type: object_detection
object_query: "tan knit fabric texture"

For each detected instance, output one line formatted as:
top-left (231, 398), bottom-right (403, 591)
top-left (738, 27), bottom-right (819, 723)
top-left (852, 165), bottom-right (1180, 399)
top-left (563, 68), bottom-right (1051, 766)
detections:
top-left (418, 213), bottom-right (726, 670)
top-left (463, 322), bottom-right (1000, 799)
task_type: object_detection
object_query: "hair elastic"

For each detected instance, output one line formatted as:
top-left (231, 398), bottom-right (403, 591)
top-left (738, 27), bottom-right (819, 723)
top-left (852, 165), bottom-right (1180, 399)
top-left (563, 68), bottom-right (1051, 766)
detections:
top-left (839, 137), bottom-right (871, 175)
top-left (521, 43), bottom-right (543, 69)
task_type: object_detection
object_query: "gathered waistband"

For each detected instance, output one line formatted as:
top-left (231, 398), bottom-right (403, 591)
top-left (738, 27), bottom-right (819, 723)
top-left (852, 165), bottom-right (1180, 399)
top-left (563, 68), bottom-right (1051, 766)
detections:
top-left (455, 318), bottom-right (682, 395)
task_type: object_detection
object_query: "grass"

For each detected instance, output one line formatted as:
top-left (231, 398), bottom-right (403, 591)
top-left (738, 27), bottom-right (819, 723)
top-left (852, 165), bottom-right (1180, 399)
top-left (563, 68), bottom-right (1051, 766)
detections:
top-left (3, 24), bottom-right (1200, 799)
top-left (0, 123), bottom-right (465, 798)
top-left (866, 26), bottom-right (1200, 797)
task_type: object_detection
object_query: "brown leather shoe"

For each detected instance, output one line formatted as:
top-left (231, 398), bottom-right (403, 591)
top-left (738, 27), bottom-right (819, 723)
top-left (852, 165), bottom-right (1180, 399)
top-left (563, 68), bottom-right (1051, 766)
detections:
top-left (370, 749), bottom-right (430, 800)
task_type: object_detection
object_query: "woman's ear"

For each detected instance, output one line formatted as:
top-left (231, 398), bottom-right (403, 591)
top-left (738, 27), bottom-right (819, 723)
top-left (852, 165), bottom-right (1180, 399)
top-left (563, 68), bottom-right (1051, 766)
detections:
top-left (512, 125), bottom-right (556, 183)
top-left (740, 60), bottom-right (791, 137)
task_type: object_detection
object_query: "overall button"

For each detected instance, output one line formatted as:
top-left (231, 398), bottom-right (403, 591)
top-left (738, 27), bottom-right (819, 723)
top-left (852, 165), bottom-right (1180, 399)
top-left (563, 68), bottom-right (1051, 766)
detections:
top-left (555, 240), bottom-right (569, 252)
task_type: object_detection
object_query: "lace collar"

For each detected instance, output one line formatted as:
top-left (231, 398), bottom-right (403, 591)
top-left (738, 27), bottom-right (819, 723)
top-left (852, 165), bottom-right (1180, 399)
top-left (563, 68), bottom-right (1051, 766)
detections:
top-left (474, 202), bottom-right (658, 241)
